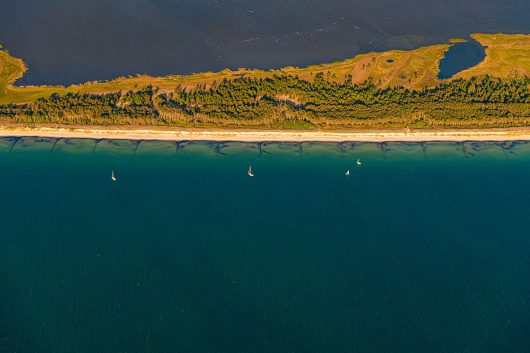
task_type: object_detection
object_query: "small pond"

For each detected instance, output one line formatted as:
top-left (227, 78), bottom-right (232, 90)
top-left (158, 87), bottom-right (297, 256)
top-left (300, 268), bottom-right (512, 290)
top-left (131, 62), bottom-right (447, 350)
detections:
top-left (438, 39), bottom-right (486, 79)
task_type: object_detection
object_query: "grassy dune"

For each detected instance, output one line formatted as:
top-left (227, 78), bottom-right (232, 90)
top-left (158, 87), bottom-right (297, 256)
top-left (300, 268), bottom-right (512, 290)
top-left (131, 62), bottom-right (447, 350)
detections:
top-left (281, 44), bottom-right (449, 89)
top-left (0, 33), bottom-right (529, 105)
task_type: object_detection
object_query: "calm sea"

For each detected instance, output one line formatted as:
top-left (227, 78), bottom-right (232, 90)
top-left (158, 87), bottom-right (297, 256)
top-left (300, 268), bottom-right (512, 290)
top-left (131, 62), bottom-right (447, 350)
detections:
top-left (0, 138), bottom-right (529, 353)
top-left (0, 0), bottom-right (529, 85)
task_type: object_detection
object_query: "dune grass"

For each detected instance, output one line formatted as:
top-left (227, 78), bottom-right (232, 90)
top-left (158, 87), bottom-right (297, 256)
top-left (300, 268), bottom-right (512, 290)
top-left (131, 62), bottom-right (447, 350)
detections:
top-left (281, 44), bottom-right (449, 89)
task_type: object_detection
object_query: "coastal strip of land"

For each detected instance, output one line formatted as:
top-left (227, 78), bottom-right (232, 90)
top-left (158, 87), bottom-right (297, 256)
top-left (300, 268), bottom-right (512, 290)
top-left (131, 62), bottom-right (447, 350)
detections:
top-left (2, 126), bottom-right (530, 142)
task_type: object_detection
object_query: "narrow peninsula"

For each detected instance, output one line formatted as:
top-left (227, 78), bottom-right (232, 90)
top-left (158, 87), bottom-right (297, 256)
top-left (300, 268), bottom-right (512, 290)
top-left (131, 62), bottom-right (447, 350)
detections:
top-left (0, 33), bottom-right (529, 141)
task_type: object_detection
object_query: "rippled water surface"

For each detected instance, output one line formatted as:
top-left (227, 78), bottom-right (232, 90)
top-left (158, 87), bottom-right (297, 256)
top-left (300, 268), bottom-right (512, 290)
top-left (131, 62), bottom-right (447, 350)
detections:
top-left (0, 0), bottom-right (529, 85)
top-left (1, 138), bottom-right (530, 353)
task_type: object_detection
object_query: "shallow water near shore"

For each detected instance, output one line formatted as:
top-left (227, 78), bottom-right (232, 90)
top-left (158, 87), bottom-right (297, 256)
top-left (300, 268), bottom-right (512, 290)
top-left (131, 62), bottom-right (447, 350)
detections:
top-left (1, 138), bottom-right (530, 353)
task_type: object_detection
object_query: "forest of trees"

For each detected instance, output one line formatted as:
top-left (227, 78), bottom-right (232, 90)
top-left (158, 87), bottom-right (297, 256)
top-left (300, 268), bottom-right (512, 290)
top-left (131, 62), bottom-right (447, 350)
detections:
top-left (0, 74), bottom-right (529, 129)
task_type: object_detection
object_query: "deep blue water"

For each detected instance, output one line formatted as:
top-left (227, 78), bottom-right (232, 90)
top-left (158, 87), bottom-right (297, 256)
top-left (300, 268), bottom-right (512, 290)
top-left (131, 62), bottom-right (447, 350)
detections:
top-left (1, 138), bottom-right (530, 353)
top-left (438, 40), bottom-right (486, 79)
top-left (0, 0), bottom-right (529, 85)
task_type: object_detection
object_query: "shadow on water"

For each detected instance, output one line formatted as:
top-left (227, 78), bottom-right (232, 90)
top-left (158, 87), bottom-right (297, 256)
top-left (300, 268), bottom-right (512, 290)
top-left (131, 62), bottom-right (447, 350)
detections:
top-left (2, 137), bottom-right (530, 162)
top-left (438, 39), bottom-right (486, 79)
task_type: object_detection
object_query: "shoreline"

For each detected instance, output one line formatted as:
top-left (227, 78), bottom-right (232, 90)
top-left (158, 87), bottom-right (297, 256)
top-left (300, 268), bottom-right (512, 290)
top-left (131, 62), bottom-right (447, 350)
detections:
top-left (2, 126), bottom-right (530, 142)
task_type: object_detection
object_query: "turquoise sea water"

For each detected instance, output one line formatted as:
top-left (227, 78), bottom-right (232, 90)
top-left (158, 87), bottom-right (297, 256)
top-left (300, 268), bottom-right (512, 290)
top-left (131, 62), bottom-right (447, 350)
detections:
top-left (1, 137), bottom-right (530, 353)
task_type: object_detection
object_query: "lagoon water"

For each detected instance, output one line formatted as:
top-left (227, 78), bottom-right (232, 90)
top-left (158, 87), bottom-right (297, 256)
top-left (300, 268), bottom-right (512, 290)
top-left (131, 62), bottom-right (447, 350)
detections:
top-left (1, 0), bottom-right (529, 85)
top-left (438, 40), bottom-right (486, 80)
top-left (438, 40), bottom-right (486, 79)
top-left (1, 138), bottom-right (530, 352)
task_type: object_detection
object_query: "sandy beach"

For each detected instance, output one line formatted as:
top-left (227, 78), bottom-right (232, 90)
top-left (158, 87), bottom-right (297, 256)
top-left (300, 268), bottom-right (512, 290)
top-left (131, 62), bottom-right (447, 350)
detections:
top-left (1, 125), bottom-right (530, 142)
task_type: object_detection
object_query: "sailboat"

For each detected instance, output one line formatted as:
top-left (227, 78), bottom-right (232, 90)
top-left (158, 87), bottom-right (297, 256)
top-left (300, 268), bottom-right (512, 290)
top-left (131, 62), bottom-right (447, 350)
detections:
top-left (345, 170), bottom-right (350, 176)
top-left (111, 170), bottom-right (117, 182)
top-left (356, 158), bottom-right (362, 166)
top-left (247, 166), bottom-right (255, 177)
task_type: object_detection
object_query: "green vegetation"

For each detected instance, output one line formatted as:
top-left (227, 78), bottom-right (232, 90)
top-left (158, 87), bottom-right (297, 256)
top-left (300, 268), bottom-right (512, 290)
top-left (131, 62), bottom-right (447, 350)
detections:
top-left (1, 75), bottom-right (528, 129)
top-left (0, 33), bottom-right (529, 129)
